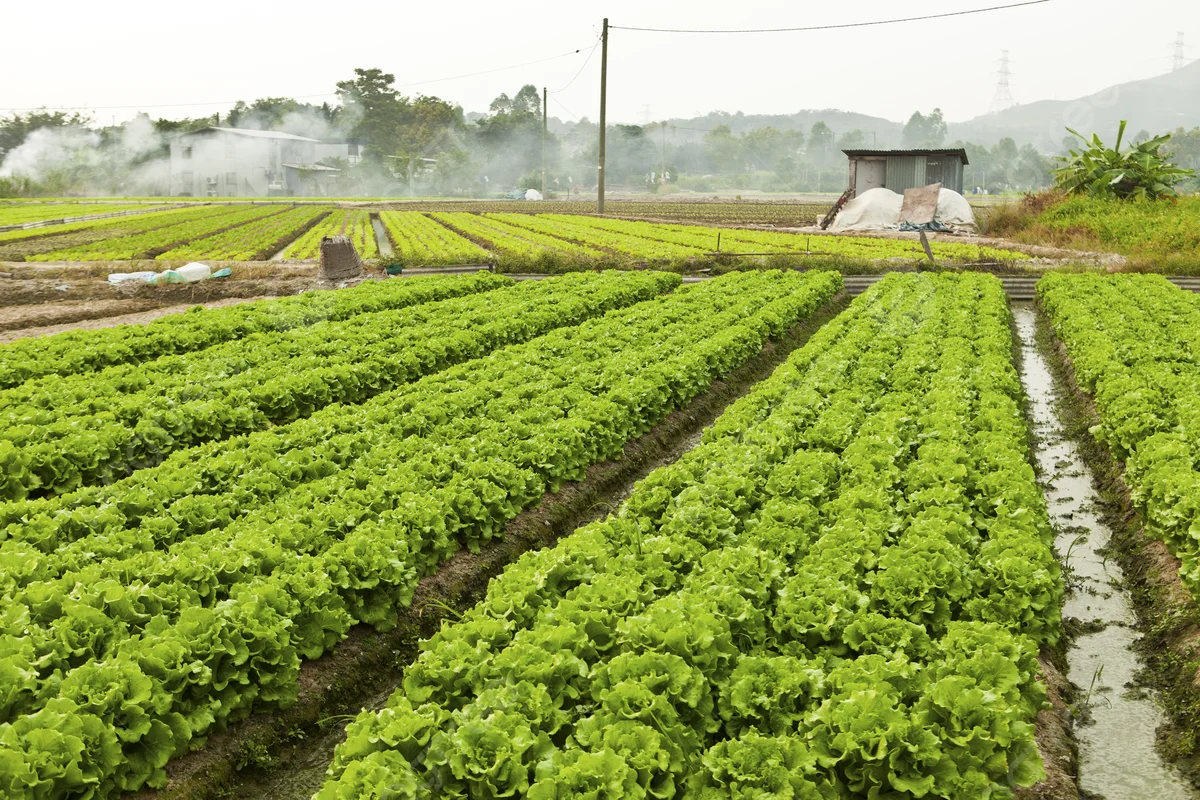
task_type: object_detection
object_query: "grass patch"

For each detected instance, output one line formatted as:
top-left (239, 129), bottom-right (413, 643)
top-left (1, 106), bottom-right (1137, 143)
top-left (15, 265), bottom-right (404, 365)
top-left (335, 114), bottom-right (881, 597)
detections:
top-left (984, 193), bottom-right (1200, 273)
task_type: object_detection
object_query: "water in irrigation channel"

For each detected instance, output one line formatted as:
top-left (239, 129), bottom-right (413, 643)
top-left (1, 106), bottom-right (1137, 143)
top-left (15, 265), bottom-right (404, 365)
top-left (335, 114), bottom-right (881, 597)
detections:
top-left (1014, 304), bottom-right (1196, 799)
top-left (371, 217), bottom-right (394, 258)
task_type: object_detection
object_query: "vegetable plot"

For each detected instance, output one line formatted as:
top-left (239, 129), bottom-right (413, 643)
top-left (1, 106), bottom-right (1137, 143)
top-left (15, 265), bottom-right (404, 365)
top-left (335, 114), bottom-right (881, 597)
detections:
top-left (318, 272), bottom-right (1061, 799)
top-left (157, 205), bottom-right (332, 261)
top-left (0, 203), bottom-right (169, 226)
top-left (0, 270), bottom-right (842, 798)
top-left (0, 273), bottom-right (502, 388)
top-left (282, 209), bottom-right (379, 260)
top-left (379, 211), bottom-right (491, 266)
top-left (0, 271), bottom-right (671, 499)
top-left (432, 212), bottom-right (609, 270)
top-left (26, 205), bottom-right (285, 261)
top-left (0, 206), bottom-right (252, 261)
top-left (1038, 274), bottom-right (1200, 599)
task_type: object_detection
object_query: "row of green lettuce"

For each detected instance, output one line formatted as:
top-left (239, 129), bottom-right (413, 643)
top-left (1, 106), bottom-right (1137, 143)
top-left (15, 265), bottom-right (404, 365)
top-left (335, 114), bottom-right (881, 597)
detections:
top-left (0, 270), bottom-right (843, 799)
top-left (1039, 273), bottom-right (1200, 597)
top-left (316, 272), bottom-right (1062, 800)
top-left (0, 272), bottom-right (508, 389)
top-left (0, 271), bottom-right (675, 500)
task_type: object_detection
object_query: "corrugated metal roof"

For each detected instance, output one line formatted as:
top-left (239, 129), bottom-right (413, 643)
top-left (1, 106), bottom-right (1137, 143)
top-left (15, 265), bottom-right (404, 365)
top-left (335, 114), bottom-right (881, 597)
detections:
top-left (282, 162), bottom-right (342, 172)
top-left (843, 148), bottom-right (969, 165)
top-left (177, 127), bottom-right (322, 142)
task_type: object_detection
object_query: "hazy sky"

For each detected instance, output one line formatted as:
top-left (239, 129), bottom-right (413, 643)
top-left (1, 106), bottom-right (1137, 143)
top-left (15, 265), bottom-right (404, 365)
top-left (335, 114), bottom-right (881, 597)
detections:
top-left (4, 0), bottom-right (1197, 127)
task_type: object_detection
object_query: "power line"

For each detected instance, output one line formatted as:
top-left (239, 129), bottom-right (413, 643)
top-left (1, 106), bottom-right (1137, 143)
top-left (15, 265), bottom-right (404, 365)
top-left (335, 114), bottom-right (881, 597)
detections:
top-left (548, 35), bottom-right (602, 94)
top-left (609, 0), bottom-right (1054, 33)
top-left (0, 45), bottom-right (597, 113)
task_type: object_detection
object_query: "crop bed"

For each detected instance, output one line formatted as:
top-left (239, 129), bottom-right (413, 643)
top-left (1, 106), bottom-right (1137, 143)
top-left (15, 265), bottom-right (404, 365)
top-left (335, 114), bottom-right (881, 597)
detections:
top-left (0, 269), bottom-right (845, 798)
top-left (1038, 274), bottom-right (1200, 599)
top-left (24, 206), bottom-right (285, 262)
top-left (317, 272), bottom-right (1062, 798)
top-left (379, 211), bottom-right (491, 266)
top-left (282, 209), bottom-right (379, 260)
top-left (156, 205), bottom-right (331, 262)
top-left (0, 204), bottom-right (171, 227)
top-left (0, 206), bottom-right (252, 262)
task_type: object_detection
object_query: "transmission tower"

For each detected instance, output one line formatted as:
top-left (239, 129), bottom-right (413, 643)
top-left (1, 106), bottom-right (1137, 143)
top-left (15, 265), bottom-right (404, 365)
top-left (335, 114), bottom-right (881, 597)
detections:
top-left (1173, 32), bottom-right (1187, 71)
top-left (990, 50), bottom-right (1016, 114)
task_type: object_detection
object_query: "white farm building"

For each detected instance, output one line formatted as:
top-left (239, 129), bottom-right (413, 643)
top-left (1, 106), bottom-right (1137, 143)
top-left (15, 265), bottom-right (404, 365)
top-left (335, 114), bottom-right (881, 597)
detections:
top-left (168, 127), bottom-right (362, 197)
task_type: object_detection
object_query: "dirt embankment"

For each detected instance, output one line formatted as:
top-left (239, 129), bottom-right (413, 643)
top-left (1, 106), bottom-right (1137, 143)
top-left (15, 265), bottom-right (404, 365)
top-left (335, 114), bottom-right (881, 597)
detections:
top-left (134, 293), bottom-right (852, 800)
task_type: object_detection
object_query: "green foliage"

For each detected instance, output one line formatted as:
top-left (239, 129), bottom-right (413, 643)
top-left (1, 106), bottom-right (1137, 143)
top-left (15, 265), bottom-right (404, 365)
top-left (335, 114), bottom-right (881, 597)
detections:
top-left (319, 273), bottom-right (1059, 799)
top-left (1054, 120), bottom-right (1195, 200)
top-left (1040, 274), bottom-right (1200, 602)
top-left (0, 270), bottom-right (844, 798)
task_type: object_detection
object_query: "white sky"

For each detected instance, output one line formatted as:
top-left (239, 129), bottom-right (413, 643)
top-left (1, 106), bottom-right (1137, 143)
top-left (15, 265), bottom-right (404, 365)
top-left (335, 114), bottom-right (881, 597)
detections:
top-left (3, 0), bottom-right (1197, 127)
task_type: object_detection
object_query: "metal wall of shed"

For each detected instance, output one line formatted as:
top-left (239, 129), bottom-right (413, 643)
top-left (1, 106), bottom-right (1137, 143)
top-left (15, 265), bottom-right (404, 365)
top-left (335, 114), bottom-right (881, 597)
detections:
top-left (884, 156), bottom-right (925, 193)
top-left (924, 157), bottom-right (964, 193)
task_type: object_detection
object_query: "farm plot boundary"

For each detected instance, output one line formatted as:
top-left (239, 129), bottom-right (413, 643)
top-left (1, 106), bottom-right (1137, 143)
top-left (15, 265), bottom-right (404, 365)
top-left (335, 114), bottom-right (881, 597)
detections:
top-left (1034, 302), bottom-right (1200, 789)
top-left (134, 291), bottom-right (853, 800)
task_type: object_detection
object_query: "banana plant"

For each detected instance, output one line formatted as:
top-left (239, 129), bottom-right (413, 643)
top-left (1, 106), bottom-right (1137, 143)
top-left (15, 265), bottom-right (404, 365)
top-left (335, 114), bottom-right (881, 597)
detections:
top-left (1054, 120), bottom-right (1195, 200)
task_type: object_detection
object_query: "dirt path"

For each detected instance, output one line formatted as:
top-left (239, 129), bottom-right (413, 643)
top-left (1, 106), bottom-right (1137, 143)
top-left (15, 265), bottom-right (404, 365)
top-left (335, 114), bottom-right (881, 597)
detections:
top-left (0, 296), bottom-right (275, 344)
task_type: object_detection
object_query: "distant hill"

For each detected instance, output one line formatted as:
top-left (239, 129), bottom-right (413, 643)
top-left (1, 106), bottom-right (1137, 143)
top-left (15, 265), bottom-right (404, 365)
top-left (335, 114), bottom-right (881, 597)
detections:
top-left (494, 63), bottom-right (1200, 152)
top-left (660, 109), bottom-right (905, 146)
top-left (950, 60), bottom-right (1200, 148)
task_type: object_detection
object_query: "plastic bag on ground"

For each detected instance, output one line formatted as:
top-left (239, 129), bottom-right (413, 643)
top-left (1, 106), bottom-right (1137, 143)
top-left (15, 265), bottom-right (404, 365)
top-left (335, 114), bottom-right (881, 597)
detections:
top-left (176, 263), bottom-right (212, 282)
top-left (108, 271), bottom-right (157, 284)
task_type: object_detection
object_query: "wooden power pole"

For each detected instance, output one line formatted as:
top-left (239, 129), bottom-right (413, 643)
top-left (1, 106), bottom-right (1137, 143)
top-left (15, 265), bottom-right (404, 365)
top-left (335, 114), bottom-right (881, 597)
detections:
top-left (598, 17), bottom-right (609, 214)
top-left (542, 87), bottom-right (548, 198)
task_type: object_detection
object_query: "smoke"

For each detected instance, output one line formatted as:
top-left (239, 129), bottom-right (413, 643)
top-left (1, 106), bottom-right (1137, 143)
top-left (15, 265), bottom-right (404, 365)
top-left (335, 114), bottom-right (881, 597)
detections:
top-left (0, 114), bottom-right (169, 195)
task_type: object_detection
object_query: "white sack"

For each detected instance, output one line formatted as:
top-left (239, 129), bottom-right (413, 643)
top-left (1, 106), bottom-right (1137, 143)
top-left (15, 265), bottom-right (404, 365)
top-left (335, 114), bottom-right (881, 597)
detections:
top-left (935, 189), bottom-right (978, 233)
top-left (176, 262), bottom-right (212, 283)
top-left (830, 188), bottom-right (903, 232)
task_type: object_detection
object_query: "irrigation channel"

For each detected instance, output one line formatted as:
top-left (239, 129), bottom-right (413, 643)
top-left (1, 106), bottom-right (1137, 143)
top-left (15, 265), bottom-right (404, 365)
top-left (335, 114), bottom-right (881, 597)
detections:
top-left (1014, 304), bottom-right (1196, 800)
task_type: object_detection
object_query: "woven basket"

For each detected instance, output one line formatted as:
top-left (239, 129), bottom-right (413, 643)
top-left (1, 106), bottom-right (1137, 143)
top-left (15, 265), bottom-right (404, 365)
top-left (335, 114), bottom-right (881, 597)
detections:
top-left (319, 236), bottom-right (363, 282)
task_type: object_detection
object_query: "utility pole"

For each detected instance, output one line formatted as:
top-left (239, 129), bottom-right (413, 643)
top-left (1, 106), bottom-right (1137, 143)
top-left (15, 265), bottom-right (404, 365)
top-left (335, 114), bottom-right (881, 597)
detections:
top-left (542, 87), bottom-right (548, 198)
top-left (1173, 32), bottom-right (1187, 71)
top-left (660, 122), bottom-right (666, 187)
top-left (598, 17), bottom-right (609, 214)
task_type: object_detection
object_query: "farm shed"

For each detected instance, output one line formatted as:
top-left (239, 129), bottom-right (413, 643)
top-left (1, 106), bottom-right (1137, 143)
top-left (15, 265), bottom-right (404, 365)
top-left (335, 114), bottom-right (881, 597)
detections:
top-left (843, 149), bottom-right (968, 198)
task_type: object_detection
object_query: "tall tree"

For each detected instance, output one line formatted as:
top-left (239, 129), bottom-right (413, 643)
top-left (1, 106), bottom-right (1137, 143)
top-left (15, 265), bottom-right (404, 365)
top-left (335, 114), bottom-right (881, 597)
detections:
top-left (336, 68), bottom-right (408, 159)
top-left (901, 109), bottom-right (948, 148)
top-left (808, 121), bottom-right (836, 167)
top-left (704, 124), bottom-right (742, 174)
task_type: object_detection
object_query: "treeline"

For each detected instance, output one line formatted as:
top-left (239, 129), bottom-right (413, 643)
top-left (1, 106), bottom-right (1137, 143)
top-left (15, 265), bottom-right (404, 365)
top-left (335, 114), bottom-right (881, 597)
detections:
top-left (2, 71), bottom-right (1197, 197)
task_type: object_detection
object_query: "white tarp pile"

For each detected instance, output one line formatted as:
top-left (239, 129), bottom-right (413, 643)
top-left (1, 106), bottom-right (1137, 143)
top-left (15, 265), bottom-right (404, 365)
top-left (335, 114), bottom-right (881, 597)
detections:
top-left (831, 186), bottom-right (978, 234)
top-left (524, 189), bottom-right (544, 201)
top-left (109, 263), bottom-right (231, 284)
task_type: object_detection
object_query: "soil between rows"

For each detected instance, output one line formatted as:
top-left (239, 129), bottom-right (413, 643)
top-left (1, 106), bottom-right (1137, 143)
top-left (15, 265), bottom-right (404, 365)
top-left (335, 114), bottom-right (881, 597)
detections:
top-left (132, 290), bottom-right (853, 800)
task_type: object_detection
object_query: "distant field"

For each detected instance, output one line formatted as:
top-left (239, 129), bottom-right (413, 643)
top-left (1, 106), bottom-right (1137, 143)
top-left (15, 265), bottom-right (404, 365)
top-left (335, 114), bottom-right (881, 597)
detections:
top-left (0, 206), bottom-right (1026, 268)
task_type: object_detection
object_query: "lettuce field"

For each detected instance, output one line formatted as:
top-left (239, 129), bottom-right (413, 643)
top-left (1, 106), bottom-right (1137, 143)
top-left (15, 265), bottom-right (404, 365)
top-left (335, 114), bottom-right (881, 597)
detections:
top-left (0, 205), bottom-right (1026, 268)
top-left (1, 268), bottom-right (1197, 799)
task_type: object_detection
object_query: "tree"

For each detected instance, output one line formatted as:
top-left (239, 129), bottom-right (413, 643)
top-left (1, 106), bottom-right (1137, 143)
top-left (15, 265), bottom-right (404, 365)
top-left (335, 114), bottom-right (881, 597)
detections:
top-left (901, 109), bottom-right (948, 148)
top-left (0, 110), bottom-right (93, 161)
top-left (336, 68), bottom-right (407, 160)
top-left (808, 122), bottom-right (836, 168)
top-left (836, 129), bottom-right (868, 151)
top-left (704, 125), bottom-right (741, 174)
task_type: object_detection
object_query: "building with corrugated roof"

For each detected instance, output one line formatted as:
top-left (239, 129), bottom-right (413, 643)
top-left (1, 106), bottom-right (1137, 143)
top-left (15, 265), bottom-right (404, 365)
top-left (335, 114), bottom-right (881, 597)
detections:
top-left (168, 127), bottom-right (363, 197)
top-left (842, 149), bottom-right (968, 197)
